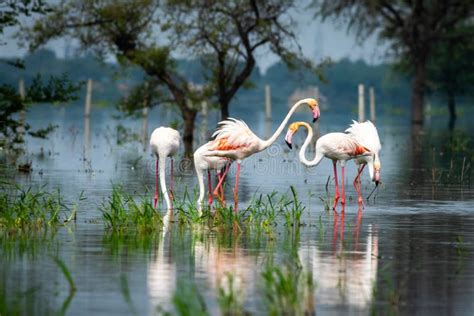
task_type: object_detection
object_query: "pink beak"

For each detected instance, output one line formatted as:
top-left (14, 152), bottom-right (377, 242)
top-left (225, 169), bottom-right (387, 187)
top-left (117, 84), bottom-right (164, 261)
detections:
top-left (312, 107), bottom-right (320, 123)
top-left (375, 170), bottom-right (380, 185)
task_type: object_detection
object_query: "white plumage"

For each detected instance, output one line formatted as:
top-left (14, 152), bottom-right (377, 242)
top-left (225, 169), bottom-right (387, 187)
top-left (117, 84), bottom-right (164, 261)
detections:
top-left (150, 127), bottom-right (180, 211)
top-left (204, 98), bottom-right (320, 212)
top-left (345, 120), bottom-right (382, 205)
top-left (194, 141), bottom-right (232, 214)
top-left (345, 120), bottom-right (381, 154)
top-left (285, 122), bottom-right (373, 210)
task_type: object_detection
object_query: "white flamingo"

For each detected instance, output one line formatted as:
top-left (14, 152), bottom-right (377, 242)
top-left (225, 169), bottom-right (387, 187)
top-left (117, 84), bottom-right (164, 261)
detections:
top-left (150, 127), bottom-right (180, 211)
top-left (194, 141), bottom-right (232, 214)
top-left (345, 120), bottom-right (381, 204)
top-left (205, 98), bottom-right (320, 212)
top-left (285, 122), bottom-right (373, 210)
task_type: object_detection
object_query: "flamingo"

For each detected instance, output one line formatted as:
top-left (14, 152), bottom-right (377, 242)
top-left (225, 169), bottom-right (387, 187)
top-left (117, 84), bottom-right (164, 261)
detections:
top-left (205, 98), bottom-right (320, 212)
top-left (150, 127), bottom-right (180, 211)
top-left (194, 141), bottom-right (232, 214)
top-left (284, 122), bottom-right (373, 210)
top-left (345, 120), bottom-right (381, 205)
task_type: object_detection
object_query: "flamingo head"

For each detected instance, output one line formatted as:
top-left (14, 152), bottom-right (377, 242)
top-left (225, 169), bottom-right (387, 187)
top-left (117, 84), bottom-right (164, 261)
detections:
top-left (285, 122), bottom-right (301, 149)
top-left (373, 160), bottom-right (381, 186)
top-left (305, 98), bottom-right (320, 123)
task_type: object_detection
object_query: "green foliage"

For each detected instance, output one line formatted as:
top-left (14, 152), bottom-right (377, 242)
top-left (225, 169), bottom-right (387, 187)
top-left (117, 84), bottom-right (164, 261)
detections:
top-left (217, 273), bottom-right (245, 315)
top-left (261, 263), bottom-right (314, 315)
top-left (0, 0), bottom-right (51, 35)
top-left (101, 185), bottom-right (163, 234)
top-left (0, 73), bottom-right (81, 151)
top-left (0, 184), bottom-right (76, 234)
top-left (170, 279), bottom-right (208, 316)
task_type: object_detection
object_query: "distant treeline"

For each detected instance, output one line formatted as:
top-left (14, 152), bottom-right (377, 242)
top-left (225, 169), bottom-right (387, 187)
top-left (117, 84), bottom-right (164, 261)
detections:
top-left (0, 49), bottom-right (416, 116)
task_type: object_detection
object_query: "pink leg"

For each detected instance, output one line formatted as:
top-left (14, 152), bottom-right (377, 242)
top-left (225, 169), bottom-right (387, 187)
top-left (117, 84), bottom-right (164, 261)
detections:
top-left (216, 170), bottom-right (225, 204)
top-left (233, 162), bottom-right (241, 213)
top-left (332, 161), bottom-right (340, 210)
top-left (207, 170), bottom-right (213, 206)
top-left (341, 164), bottom-right (346, 207)
top-left (213, 163), bottom-right (231, 197)
top-left (154, 158), bottom-right (159, 209)
top-left (353, 164), bottom-right (366, 207)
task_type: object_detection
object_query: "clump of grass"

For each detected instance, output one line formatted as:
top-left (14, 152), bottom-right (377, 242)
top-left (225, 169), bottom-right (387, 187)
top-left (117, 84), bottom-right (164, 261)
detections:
top-left (0, 184), bottom-right (76, 234)
top-left (261, 263), bottom-right (315, 315)
top-left (162, 279), bottom-right (208, 316)
top-left (101, 185), bottom-right (162, 234)
top-left (217, 272), bottom-right (246, 315)
top-left (280, 186), bottom-right (305, 229)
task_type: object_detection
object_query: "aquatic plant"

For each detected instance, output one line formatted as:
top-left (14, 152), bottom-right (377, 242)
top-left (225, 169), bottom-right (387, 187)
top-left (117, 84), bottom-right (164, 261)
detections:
top-left (101, 185), bottom-right (162, 233)
top-left (218, 272), bottom-right (246, 316)
top-left (0, 184), bottom-right (78, 233)
top-left (169, 279), bottom-right (208, 316)
top-left (261, 263), bottom-right (315, 315)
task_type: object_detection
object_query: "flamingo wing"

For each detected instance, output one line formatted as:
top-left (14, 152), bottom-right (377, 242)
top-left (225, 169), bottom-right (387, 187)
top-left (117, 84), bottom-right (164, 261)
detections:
top-left (210, 118), bottom-right (260, 151)
top-left (320, 133), bottom-right (371, 159)
top-left (345, 120), bottom-right (381, 154)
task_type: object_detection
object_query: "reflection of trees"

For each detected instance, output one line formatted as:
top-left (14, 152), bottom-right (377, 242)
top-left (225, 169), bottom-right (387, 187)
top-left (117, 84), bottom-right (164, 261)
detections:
top-left (380, 213), bottom-right (474, 314)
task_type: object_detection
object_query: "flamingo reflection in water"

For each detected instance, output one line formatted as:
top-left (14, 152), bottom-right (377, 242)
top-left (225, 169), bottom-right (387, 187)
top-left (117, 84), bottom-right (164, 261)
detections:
top-left (298, 208), bottom-right (379, 311)
top-left (193, 233), bottom-right (256, 312)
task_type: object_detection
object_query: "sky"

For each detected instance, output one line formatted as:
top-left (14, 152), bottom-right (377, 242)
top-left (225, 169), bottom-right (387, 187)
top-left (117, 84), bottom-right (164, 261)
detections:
top-left (0, 6), bottom-right (386, 74)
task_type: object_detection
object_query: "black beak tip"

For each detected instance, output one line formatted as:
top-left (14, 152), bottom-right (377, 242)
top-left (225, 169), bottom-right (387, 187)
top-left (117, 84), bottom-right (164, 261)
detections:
top-left (312, 117), bottom-right (318, 123)
top-left (285, 140), bottom-right (292, 149)
top-left (375, 181), bottom-right (380, 187)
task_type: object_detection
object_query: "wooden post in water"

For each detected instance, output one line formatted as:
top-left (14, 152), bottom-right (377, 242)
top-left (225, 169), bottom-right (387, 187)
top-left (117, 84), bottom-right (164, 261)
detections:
top-left (358, 84), bottom-right (365, 122)
top-left (265, 84), bottom-right (272, 120)
top-left (84, 79), bottom-right (92, 117)
top-left (84, 79), bottom-right (92, 168)
top-left (142, 106), bottom-right (149, 151)
top-left (369, 87), bottom-right (376, 122)
top-left (18, 79), bottom-right (26, 142)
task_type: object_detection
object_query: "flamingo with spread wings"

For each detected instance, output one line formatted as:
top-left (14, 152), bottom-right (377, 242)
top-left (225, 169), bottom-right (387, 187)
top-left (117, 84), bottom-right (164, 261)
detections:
top-left (285, 122), bottom-right (373, 210)
top-left (205, 98), bottom-right (320, 212)
top-left (345, 120), bottom-right (381, 205)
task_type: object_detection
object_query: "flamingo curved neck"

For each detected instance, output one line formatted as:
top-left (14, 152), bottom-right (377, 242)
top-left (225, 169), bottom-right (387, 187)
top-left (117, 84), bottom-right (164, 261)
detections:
top-left (260, 100), bottom-right (310, 150)
top-left (298, 124), bottom-right (323, 167)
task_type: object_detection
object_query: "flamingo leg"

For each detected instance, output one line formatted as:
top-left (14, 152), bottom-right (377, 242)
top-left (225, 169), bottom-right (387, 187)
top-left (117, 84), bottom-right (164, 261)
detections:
top-left (353, 164), bottom-right (366, 207)
top-left (216, 170), bottom-right (226, 205)
top-left (213, 163), bottom-right (230, 198)
top-left (170, 158), bottom-right (175, 203)
top-left (154, 158), bottom-right (159, 209)
top-left (332, 161), bottom-right (340, 210)
top-left (207, 170), bottom-right (213, 206)
top-left (341, 164), bottom-right (346, 207)
top-left (233, 162), bottom-right (241, 213)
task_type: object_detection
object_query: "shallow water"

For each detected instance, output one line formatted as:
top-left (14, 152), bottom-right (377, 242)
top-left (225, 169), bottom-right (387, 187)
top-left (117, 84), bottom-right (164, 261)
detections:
top-left (1, 105), bottom-right (473, 315)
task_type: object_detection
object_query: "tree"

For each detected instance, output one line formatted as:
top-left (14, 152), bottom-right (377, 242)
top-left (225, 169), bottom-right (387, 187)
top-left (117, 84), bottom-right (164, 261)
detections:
top-left (315, 0), bottom-right (474, 125)
top-left (27, 0), bottom-right (205, 157)
top-left (0, 0), bottom-right (80, 153)
top-left (427, 25), bottom-right (474, 129)
top-left (166, 0), bottom-right (323, 119)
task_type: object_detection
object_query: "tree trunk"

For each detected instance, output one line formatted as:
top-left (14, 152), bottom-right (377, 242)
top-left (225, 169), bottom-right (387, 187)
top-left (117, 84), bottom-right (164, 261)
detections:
top-left (411, 59), bottom-right (426, 125)
top-left (182, 109), bottom-right (197, 157)
top-left (220, 97), bottom-right (230, 120)
top-left (447, 90), bottom-right (456, 130)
